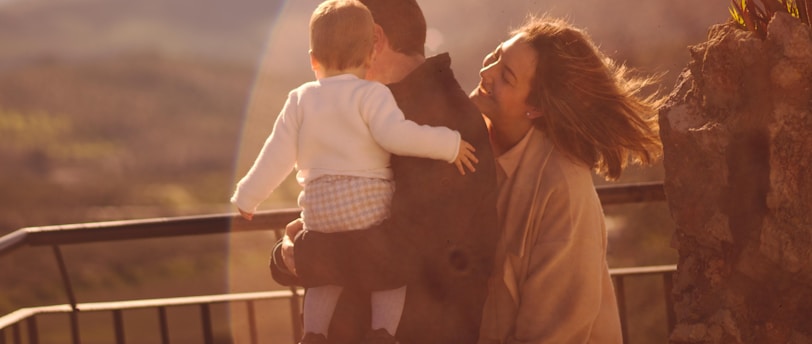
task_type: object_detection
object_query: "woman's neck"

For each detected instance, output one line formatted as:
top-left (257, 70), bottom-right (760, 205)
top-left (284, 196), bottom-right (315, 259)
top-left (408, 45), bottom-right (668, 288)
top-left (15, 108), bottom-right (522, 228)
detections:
top-left (489, 118), bottom-right (533, 156)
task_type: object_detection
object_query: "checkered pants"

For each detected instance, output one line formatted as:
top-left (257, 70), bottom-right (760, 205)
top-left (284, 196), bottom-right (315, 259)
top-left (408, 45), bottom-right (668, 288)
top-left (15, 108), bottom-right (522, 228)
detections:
top-left (299, 175), bottom-right (395, 233)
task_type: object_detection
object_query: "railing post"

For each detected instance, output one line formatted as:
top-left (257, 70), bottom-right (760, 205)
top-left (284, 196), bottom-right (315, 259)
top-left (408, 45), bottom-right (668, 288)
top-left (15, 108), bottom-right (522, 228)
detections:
top-left (246, 300), bottom-right (258, 344)
top-left (26, 317), bottom-right (38, 344)
top-left (663, 271), bottom-right (676, 335)
top-left (200, 304), bottom-right (213, 344)
top-left (52, 246), bottom-right (79, 310)
top-left (613, 276), bottom-right (629, 344)
top-left (289, 287), bottom-right (302, 343)
top-left (52, 245), bottom-right (82, 344)
top-left (158, 307), bottom-right (170, 344)
top-left (113, 310), bottom-right (125, 344)
top-left (68, 312), bottom-right (81, 344)
top-left (11, 323), bottom-right (19, 344)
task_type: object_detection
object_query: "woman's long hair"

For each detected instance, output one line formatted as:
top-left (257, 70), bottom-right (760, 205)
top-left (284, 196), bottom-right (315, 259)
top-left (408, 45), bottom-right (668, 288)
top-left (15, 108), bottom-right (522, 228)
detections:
top-left (518, 16), bottom-right (663, 180)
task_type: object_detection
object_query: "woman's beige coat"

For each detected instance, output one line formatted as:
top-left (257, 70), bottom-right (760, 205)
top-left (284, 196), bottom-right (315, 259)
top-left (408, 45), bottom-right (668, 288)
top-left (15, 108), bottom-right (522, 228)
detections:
top-left (478, 128), bottom-right (623, 344)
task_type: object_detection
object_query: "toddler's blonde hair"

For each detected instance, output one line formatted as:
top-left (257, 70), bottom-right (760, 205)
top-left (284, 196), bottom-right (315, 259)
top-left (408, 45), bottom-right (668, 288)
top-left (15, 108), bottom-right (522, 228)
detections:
top-left (310, 0), bottom-right (375, 70)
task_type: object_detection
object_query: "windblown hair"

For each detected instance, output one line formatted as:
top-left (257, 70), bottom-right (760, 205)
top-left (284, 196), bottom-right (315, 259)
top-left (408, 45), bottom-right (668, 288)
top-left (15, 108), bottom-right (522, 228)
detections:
top-left (517, 16), bottom-right (663, 180)
top-left (360, 0), bottom-right (427, 57)
top-left (310, 0), bottom-right (375, 70)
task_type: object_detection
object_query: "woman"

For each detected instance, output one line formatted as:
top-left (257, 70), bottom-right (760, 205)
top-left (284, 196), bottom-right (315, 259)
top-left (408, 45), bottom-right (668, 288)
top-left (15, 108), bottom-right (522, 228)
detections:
top-left (470, 16), bottom-right (663, 343)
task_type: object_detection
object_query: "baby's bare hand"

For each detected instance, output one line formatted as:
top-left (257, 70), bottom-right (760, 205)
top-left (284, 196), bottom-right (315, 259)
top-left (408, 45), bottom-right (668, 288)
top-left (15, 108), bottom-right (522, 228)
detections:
top-left (239, 208), bottom-right (254, 221)
top-left (453, 140), bottom-right (478, 175)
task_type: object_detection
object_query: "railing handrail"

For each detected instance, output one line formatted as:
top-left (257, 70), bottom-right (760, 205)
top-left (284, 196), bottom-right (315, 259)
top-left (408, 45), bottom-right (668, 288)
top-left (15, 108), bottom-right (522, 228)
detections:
top-left (0, 263), bottom-right (677, 344)
top-left (0, 208), bottom-right (301, 258)
top-left (609, 264), bottom-right (677, 276)
top-left (0, 289), bottom-right (305, 330)
top-left (0, 265), bottom-right (676, 319)
top-left (0, 182), bottom-right (664, 258)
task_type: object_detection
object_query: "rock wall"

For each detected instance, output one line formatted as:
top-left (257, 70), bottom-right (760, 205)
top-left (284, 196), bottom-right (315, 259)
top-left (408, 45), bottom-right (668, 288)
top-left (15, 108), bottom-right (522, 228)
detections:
top-left (660, 13), bottom-right (812, 344)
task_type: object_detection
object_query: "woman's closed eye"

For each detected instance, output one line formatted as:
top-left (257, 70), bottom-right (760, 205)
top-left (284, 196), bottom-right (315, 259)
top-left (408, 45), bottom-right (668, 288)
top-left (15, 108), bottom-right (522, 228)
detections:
top-left (501, 69), bottom-right (515, 85)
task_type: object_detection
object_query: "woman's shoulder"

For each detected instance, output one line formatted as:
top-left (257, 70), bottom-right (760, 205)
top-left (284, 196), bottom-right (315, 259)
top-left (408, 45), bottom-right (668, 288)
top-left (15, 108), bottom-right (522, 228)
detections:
top-left (548, 150), bottom-right (591, 179)
top-left (537, 141), bottom-right (596, 200)
top-left (530, 131), bottom-right (592, 184)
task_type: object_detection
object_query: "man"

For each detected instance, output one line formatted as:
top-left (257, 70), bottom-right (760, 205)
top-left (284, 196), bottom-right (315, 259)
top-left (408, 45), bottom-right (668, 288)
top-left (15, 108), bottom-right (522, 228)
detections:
top-left (270, 1), bottom-right (499, 343)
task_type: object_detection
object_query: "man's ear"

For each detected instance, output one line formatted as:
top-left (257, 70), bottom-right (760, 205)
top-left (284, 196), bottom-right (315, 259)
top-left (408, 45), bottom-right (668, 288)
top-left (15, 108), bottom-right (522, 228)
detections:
top-left (309, 50), bottom-right (319, 71)
top-left (372, 24), bottom-right (387, 54)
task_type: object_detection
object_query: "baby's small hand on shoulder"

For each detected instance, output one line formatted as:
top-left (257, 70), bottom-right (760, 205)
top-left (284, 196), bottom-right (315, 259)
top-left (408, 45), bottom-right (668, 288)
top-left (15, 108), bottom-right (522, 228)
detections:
top-left (453, 139), bottom-right (478, 175)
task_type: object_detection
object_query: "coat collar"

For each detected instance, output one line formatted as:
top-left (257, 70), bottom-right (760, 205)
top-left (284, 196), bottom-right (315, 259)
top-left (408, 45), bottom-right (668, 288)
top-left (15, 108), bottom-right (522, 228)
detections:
top-left (495, 127), bottom-right (534, 182)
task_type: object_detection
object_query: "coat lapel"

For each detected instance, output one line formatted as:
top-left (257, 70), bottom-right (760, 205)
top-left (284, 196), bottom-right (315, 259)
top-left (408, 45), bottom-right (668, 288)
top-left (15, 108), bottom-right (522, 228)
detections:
top-left (501, 129), bottom-right (554, 258)
top-left (497, 129), bottom-right (555, 304)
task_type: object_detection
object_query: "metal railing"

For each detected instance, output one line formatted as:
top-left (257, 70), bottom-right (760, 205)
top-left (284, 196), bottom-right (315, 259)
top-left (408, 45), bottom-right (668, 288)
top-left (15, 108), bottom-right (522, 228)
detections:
top-left (611, 264), bottom-right (677, 341)
top-left (0, 182), bottom-right (675, 344)
top-left (0, 290), bottom-right (304, 344)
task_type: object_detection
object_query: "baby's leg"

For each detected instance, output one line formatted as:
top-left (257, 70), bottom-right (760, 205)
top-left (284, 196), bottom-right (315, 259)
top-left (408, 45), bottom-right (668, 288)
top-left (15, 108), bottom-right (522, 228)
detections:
top-left (370, 285), bottom-right (407, 335)
top-left (303, 285), bottom-right (343, 336)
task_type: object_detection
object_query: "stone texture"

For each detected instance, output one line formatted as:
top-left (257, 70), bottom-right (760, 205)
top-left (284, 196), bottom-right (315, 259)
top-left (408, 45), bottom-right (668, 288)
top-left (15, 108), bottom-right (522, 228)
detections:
top-left (660, 13), bottom-right (812, 344)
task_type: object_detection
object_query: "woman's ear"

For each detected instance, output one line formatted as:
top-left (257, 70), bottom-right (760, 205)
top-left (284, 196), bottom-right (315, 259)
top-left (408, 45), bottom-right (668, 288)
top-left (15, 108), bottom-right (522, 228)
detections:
top-left (526, 108), bottom-right (542, 120)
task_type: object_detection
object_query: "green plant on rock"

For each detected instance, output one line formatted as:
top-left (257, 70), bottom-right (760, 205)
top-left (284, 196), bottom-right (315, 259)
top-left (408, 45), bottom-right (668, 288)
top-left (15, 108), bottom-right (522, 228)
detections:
top-left (730, 0), bottom-right (811, 36)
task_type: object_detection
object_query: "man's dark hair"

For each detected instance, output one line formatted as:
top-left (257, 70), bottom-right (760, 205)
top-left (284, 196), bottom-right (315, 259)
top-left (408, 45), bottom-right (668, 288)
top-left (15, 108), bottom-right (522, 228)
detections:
top-left (359, 0), bottom-right (426, 57)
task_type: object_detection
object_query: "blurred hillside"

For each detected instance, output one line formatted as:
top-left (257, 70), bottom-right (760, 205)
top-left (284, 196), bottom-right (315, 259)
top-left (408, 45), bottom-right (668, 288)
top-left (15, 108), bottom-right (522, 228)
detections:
top-left (0, 0), bottom-right (287, 232)
top-left (0, 55), bottom-right (256, 230)
top-left (0, 0), bottom-right (282, 68)
top-left (0, 0), bottom-right (730, 232)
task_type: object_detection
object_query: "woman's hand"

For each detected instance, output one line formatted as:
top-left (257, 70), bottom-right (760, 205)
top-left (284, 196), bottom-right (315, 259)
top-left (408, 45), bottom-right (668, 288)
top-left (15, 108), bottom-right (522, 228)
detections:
top-left (453, 139), bottom-right (478, 175)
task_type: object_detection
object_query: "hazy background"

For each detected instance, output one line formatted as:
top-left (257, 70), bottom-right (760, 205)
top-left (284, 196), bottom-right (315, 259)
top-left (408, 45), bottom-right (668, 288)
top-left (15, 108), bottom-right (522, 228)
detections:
top-left (0, 0), bottom-right (728, 342)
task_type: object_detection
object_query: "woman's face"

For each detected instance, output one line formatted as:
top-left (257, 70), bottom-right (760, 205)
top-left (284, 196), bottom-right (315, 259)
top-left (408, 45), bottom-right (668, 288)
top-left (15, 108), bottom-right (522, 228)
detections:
top-left (469, 33), bottom-right (538, 123)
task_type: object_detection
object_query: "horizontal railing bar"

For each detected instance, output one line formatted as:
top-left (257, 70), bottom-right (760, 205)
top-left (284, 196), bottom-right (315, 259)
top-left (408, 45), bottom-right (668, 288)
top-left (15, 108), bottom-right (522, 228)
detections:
top-left (608, 264), bottom-right (677, 276)
top-left (1, 266), bottom-right (673, 328)
top-left (0, 306), bottom-right (70, 330)
top-left (0, 183), bottom-right (664, 258)
top-left (0, 289), bottom-right (306, 329)
top-left (597, 181), bottom-right (665, 205)
top-left (0, 208), bottom-right (300, 258)
top-left (0, 231), bottom-right (27, 258)
top-left (25, 210), bottom-right (299, 245)
top-left (77, 290), bottom-right (305, 312)
top-left (0, 266), bottom-right (677, 342)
